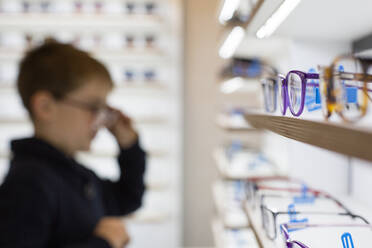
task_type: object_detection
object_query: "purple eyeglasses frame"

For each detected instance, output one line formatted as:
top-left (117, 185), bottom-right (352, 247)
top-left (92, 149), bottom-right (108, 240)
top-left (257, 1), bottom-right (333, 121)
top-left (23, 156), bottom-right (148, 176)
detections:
top-left (278, 71), bottom-right (319, 117)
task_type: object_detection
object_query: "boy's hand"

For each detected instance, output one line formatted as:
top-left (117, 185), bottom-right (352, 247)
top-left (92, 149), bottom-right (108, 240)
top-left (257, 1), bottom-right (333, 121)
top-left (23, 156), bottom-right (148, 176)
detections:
top-left (94, 217), bottom-right (130, 248)
top-left (105, 107), bottom-right (138, 149)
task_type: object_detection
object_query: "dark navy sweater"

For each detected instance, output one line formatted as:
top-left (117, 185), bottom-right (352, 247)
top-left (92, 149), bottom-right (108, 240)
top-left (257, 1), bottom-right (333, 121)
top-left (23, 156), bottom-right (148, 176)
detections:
top-left (0, 137), bottom-right (146, 247)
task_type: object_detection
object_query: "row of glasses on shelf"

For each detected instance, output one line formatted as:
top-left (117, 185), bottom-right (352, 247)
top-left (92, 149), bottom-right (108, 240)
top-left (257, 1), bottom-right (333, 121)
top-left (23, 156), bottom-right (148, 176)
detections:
top-left (219, 144), bottom-right (372, 247)
top-left (0, 64), bottom-right (160, 87)
top-left (261, 55), bottom-right (372, 123)
top-left (0, 33), bottom-right (160, 52)
top-left (0, 0), bottom-right (159, 15)
top-left (244, 175), bottom-right (372, 247)
top-left (122, 68), bottom-right (157, 82)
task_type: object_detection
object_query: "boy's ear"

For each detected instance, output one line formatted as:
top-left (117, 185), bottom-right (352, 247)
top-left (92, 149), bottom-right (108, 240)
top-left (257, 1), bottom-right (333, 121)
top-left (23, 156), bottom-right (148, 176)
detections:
top-left (30, 91), bottom-right (57, 122)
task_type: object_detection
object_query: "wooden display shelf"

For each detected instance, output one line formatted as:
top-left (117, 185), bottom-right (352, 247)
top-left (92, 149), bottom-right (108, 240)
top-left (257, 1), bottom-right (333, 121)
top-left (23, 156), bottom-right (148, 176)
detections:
top-left (244, 113), bottom-right (372, 163)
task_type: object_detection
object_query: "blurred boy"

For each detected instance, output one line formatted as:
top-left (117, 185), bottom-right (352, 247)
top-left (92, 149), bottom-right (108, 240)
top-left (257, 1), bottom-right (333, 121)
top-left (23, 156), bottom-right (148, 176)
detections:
top-left (0, 40), bottom-right (146, 248)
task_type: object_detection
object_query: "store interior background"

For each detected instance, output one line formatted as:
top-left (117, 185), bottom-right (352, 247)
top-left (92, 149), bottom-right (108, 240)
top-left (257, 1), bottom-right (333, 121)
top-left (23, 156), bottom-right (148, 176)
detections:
top-left (1, 0), bottom-right (372, 247)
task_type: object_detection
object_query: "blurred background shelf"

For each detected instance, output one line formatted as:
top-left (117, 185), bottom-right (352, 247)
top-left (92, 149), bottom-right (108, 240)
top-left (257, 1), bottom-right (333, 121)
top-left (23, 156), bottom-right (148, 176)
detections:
top-left (126, 208), bottom-right (170, 223)
top-left (0, 116), bottom-right (170, 125)
top-left (0, 82), bottom-right (170, 95)
top-left (0, 13), bottom-right (164, 31)
top-left (0, 147), bottom-right (170, 160)
top-left (0, 48), bottom-right (168, 63)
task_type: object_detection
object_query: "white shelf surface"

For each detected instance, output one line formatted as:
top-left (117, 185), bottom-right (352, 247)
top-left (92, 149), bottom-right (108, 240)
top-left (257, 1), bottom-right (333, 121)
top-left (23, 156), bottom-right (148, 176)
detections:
top-left (125, 208), bottom-right (170, 224)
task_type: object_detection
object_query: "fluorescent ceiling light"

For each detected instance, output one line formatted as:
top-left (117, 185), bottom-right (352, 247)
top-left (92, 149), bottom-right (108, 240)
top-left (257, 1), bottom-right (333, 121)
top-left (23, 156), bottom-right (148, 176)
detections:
top-left (219, 0), bottom-right (241, 24)
top-left (219, 26), bottom-right (245, 59)
top-left (256, 0), bottom-right (301, 39)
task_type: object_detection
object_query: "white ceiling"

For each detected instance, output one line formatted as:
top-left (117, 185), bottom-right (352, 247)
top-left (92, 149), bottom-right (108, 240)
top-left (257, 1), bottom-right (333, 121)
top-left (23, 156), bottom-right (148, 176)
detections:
top-left (247, 0), bottom-right (372, 43)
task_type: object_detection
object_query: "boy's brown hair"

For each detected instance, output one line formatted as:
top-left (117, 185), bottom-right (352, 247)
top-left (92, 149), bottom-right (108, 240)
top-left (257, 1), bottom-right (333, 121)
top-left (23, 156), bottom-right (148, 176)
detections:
top-left (17, 40), bottom-right (114, 115)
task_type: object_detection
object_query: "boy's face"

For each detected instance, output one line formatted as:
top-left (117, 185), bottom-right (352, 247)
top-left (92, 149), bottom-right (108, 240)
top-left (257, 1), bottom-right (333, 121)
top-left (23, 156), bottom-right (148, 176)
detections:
top-left (50, 79), bottom-right (112, 154)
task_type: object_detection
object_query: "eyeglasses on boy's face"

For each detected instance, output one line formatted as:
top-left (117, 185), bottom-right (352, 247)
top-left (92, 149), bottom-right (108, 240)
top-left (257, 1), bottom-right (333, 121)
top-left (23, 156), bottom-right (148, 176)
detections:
top-left (60, 98), bottom-right (109, 116)
top-left (58, 98), bottom-right (118, 129)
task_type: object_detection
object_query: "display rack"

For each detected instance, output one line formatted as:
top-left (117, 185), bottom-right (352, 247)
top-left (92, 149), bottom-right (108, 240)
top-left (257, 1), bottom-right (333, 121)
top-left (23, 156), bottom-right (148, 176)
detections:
top-left (213, 2), bottom-right (266, 246)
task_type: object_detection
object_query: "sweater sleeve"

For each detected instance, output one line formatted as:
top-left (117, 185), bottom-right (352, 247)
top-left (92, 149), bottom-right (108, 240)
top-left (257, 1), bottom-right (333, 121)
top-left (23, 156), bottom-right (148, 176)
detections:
top-left (62, 236), bottom-right (112, 248)
top-left (100, 140), bottom-right (147, 216)
top-left (0, 168), bottom-right (54, 248)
